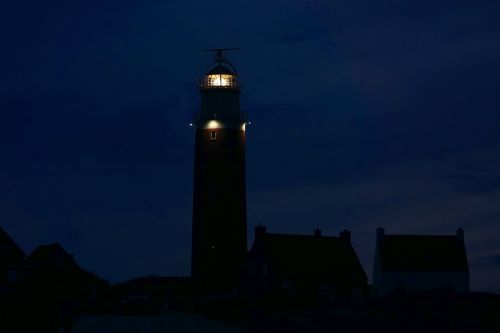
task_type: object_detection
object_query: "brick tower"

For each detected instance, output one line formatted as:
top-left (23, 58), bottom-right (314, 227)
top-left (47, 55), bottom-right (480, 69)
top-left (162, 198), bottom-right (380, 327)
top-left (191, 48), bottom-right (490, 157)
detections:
top-left (191, 49), bottom-right (247, 285)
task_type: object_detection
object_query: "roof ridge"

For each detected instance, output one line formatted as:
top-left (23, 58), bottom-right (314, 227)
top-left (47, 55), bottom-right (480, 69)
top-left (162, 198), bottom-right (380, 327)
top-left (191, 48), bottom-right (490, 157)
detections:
top-left (0, 226), bottom-right (26, 256)
top-left (385, 234), bottom-right (457, 238)
top-left (34, 242), bottom-right (63, 249)
top-left (265, 232), bottom-right (339, 239)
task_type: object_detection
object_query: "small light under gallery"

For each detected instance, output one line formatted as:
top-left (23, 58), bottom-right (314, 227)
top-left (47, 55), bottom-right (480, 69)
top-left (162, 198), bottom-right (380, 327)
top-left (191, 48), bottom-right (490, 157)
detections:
top-left (206, 120), bottom-right (221, 129)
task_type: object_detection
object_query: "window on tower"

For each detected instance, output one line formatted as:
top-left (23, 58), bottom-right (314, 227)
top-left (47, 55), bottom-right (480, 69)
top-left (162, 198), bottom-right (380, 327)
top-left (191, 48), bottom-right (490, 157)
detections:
top-left (210, 131), bottom-right (217, 140)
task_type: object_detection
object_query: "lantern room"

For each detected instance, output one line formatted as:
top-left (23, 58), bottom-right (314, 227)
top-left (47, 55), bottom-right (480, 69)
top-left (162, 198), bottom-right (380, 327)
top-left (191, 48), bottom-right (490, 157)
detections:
top-left (199, 49), bottom-right (240, 90)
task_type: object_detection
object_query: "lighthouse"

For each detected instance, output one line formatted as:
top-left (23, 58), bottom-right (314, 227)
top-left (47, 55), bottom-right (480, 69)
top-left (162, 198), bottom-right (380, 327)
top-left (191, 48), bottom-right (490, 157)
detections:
top-left (191, 49), bottom-right (247, 285)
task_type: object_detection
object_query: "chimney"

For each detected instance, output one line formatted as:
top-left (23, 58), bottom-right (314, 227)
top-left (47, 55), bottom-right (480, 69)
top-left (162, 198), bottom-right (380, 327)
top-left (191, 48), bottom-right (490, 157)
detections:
top-left (255, 224), bottom-right (267, 241)
top-left (339, 229), bottom-right (351, 243)
top-left (456, 227), bottom-right (464, 243)
top-left (376, 227), bottom-right (385, 243)
top-left (314, 228), bottom-right (322, 237)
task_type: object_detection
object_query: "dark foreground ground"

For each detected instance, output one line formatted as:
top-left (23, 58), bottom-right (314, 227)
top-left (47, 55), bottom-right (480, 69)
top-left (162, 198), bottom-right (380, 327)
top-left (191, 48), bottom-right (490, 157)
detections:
top-left (71, 312), bottom-right (245, 333)
top-left (2, 289), bottom-right (500, 333)
top-left (67, 293), bottom-right (500, 333)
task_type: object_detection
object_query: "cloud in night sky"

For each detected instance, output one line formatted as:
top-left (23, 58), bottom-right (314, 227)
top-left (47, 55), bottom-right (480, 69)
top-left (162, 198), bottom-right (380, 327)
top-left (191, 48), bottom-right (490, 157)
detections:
top-left (1, 0), bottom-right (500, 292)
top-left (475, 255), bottom-right (500, 266)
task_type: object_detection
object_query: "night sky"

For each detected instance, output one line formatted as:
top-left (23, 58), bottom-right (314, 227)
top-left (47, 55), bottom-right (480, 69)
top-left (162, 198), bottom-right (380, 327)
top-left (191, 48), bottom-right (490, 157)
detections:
top-left (1, 0), bottom-right (500, 292)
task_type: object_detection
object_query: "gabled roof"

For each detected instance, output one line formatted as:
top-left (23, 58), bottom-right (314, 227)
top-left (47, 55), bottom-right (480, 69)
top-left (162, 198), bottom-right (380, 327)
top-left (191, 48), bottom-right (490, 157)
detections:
top-left (0, 227), bottom-right (25, 265)
top-left (378, 235), bottom-right (469, 273)
top-left (251, 232), bottom-right (367, 287)
top-left (25, 243), bottom-right (80, 270)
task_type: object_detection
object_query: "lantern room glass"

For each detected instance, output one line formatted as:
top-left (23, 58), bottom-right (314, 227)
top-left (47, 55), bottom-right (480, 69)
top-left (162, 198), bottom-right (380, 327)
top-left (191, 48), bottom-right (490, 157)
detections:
top-left (206, 74), bottom-right (236, 87)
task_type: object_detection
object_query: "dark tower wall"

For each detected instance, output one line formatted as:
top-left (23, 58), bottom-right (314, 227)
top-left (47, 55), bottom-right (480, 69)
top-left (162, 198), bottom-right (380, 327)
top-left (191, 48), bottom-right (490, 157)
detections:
top-left (191, 59), bottom-right (247, 284)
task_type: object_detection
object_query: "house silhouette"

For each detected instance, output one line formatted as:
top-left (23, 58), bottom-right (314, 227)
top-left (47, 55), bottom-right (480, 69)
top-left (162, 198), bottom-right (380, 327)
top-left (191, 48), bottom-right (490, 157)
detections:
top-left (373, 227), bottom-right (470, 295)
top-left (247, 225), bottom-right (368, 298)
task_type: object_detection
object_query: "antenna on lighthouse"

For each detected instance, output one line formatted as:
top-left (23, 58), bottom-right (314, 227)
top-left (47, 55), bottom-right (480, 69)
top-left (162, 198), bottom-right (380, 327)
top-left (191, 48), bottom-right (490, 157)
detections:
top-left (202, 48), bottom-right (239, 60)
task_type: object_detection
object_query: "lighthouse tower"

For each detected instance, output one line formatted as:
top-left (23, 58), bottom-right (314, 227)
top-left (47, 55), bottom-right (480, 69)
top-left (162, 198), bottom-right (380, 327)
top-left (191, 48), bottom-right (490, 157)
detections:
top-left (191, 49), bottom-right (247, 284)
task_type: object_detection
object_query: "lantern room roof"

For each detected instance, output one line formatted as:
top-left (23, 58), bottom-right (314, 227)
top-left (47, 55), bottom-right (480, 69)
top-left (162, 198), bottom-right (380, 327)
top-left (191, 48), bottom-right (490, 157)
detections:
top-left (204, 49), bottom-right (238, 76)
top-left (206, 64), bottom-right (235, 75)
